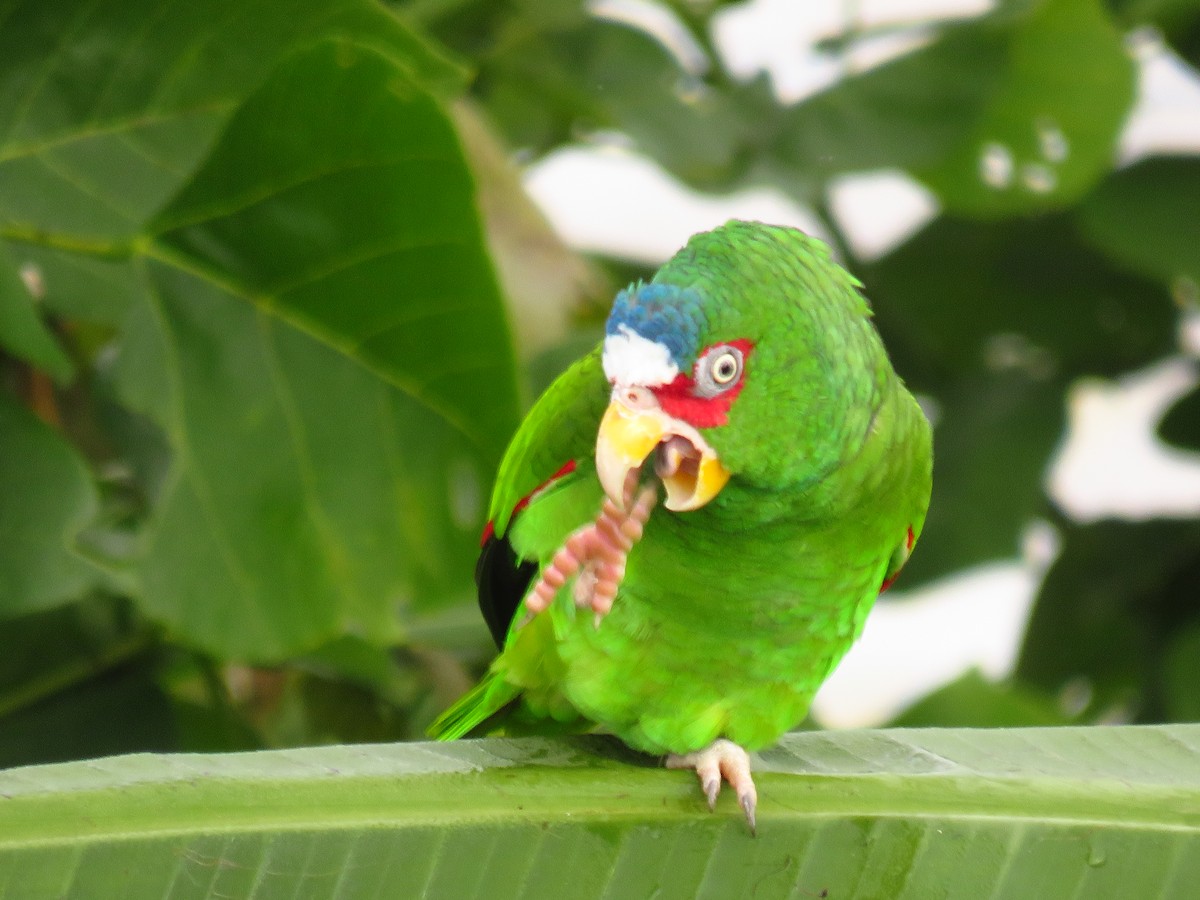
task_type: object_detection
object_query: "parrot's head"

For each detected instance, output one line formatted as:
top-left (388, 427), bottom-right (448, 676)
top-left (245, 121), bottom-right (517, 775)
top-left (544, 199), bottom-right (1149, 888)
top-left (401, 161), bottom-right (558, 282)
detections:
top-left (597, 219), bottom-right (887, 513)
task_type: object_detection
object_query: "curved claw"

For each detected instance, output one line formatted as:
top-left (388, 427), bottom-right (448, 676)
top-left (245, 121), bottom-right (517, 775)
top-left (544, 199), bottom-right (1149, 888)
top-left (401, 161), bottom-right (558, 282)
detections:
top-left (666, 739), bottom-right (758, 836)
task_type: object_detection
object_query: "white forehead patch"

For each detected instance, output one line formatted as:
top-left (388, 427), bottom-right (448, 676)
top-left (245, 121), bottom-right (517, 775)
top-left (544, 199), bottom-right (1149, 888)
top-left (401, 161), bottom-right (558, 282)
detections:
top-left (602, 325), bottom-right (679, 387)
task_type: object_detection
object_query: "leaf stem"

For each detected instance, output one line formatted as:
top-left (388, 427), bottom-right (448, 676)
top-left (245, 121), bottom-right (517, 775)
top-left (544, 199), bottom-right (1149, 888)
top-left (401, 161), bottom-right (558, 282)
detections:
top-left (0, 225), bottom-right (135, 260)
top-left (0, 630), bottom-right (156, 719)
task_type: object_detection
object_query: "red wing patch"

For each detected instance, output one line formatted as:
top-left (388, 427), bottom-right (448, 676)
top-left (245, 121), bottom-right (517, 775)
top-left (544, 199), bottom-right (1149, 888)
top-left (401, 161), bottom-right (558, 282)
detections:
top-left (879, 526), bottom-right (916, 593)
top-left (480, 460), bottom-right (578, 547)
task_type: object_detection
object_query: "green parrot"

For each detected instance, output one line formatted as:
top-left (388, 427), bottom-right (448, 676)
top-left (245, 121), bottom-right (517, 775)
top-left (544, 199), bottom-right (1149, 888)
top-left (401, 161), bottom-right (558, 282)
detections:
top-left (429, 220), bottom-right (932, 831)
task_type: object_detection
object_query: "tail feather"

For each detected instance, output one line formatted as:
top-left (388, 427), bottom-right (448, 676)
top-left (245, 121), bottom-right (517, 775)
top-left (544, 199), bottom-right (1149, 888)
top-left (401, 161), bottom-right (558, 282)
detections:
top-left (427, 671), bottom-right (521, 741)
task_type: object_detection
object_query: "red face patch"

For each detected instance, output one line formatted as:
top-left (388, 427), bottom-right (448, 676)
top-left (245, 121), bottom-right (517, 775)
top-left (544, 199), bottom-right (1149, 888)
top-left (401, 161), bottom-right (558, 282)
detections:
top-left (651, 339), bottom-right (753, 429)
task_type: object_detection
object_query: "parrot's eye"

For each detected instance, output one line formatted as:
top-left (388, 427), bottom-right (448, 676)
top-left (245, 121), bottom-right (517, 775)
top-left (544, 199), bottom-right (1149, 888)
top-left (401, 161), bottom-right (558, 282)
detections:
top-left (712, 353), bottom-right (739, 383)
top-left (694, 345), bottom-right (745, 398)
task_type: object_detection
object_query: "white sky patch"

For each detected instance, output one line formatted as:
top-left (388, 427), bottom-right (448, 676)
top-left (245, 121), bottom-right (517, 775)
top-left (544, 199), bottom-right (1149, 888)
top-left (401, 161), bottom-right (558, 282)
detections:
top-left (1048, 358), bottom-right (1200, 521)
top-left (602, 324), bottom-right (679, 386)
top-left (524, 146), bottom-right (827, 264)
top-left (812, 560), bottom-right (1041, 728)
top-left (1120, 31), bottom-right (1200, 163)
top-left (828, 170), bottom-right (940, 261)
top-left (713, 0), bottom-right (995, 104)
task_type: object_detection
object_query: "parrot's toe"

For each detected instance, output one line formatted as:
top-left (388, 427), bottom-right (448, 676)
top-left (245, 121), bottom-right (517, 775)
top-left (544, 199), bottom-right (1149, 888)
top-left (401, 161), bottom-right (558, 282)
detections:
top-left (666, 738), bottom-right (758, 835)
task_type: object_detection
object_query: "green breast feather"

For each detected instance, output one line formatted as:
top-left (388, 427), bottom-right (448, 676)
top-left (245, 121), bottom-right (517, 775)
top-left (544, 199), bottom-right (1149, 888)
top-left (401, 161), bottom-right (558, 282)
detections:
top-left (429, 220), bottom-right (933, 832)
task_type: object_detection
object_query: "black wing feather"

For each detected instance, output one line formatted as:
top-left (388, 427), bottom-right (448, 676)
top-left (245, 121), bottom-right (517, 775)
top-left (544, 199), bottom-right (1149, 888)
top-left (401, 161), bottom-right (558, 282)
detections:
top-left (476, 532), bottom-right (538, 649)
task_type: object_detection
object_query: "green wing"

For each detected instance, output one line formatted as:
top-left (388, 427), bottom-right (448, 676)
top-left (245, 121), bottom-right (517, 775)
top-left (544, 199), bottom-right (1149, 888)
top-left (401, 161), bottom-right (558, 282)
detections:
top-left (428, 346), bottom-right (610, 741)
top-left (488, 345), bottom-right (610, 538)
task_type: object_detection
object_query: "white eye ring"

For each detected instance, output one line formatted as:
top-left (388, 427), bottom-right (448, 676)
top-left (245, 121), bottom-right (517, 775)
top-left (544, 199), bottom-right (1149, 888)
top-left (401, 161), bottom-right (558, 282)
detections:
top-left (711, 351), bottom-right (740, 384)
top-left (694, 345), bottom-right (745, 398)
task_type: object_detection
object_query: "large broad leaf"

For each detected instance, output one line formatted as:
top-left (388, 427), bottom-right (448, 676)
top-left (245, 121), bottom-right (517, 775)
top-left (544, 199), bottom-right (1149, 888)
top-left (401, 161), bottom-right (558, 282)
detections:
top-left (897, 371), bottom-right (1066, 586)
top-left (119, 255), bottom-right (495, 659)
top-left (0, 394), bottom-right (102, 617)
top-left (916, 0), bottom-right (1135, 217)
top-left (147, 41), bottom-right (517, 450)
top-left (0, 0), bottom-right (463, 243)
top-left (888, 670), bottom-right (1070, 727)
top-left (865, 214), bottom-right (1177, 382)
top-left (772, 16), bottom-right (1009, 188)
top-left (4, 245), bottom-right (144, 328)
top-left (0, 1), bottom-right (522, 660)
top-left (744, 0), bottom-right (1134, 211)
top-left (1017, 519), bottom-right (1200, 722)
top-left (1, 728), bottom-right (1199, 897)
top-left (448, 11), bottom-right (746, 188)
top-left (1159, 384), bottom-right (1200, 452)
top-left (0, 597), bottom-right (167, 767)
top-left (1076, 156), bottom-right (1200, 287)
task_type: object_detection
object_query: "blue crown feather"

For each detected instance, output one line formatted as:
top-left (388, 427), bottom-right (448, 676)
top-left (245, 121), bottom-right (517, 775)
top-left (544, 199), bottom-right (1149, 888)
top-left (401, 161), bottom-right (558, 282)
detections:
top-left (606, 282), bottom-right (704, 369)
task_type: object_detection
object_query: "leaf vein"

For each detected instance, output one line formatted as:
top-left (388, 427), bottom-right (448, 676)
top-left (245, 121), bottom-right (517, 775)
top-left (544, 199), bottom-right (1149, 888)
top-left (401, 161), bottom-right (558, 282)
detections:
top-left (85, 0), bottom-right (179, 124)
top-left (346, 294), bottom-right (479, 347)
top-left (140, 261), bottom-right (259, 603)
top-left (257, 311), bottom-right (357, 610)
top-left (1, 0), bottom-right (105, 145)
top-left (266, 235), bottom-right (469, 297)
top-left (36, 146), bottom-right (142, 224)
top-left (0, 102), bottom-right (231, 166)
top-left (151, 154), bottom-right (460, 235)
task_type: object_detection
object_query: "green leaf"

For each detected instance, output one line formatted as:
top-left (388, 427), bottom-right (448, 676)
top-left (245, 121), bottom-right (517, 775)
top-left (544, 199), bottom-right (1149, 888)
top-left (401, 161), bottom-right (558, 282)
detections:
top-left (889, 669), bottom-right (1070, 727)
top-left (434, 4), bottom-right (595, 156)
top-left (1109, 0), bottom-right (1200, 24)
top-left (1163, 624), bottom-right (1200, 722)
top-left (0, 594), bottom-right (165, 769)
top-left (119, 264), bottom-right (489, 659)
top-left (865, 214), bottom-right (1177, 380)
top-left (0, 3), bottom-right (522, 660)
top-left (1017, 519), bottom-right (1200, 722)
top-left (862, 211), bottom-right (1175, 585)
top-left (1159, 384), bottom-right (1200, 451)
top-left (0, 0), bottom-right (463, 243)
top-left (2, 728), bottom-right (1200, 896)
top-left (578, 22), bottom-right (743, 187)
top-left (456, 13), bottom-right (746, 187)
top-left (0, 597), bottom-right (157, 764)
top-left (0, 247), bottom-right (71, 380)
top-left (0, 667), bottom-right (174, 770)
top-left (895, 371), bottom-right (1065, 586)
top-left (917, 0), bottom-right (1136, 216)
top-left (148, 40), bottom-right (518, 453)
top-left (772, 19), bottom-right (1008, 187)
top-left (8, 245), bottom-right (144, 329)
top-left (0, 599), bottom-right (119, 707)
top-left (0, 393), bottom-right (101, 617)
top-left (1077, 156), bottom-right (1200, 288)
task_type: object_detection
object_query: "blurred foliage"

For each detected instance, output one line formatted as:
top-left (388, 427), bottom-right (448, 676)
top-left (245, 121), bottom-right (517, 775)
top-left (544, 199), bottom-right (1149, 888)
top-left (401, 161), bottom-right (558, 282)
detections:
top-left (0, 0), bottom-right (1198, 766)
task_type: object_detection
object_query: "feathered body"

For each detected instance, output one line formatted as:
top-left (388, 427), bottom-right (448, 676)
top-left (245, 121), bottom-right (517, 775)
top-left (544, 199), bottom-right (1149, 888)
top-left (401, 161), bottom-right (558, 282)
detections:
top-left (432, 221), bottom-right (931, 782)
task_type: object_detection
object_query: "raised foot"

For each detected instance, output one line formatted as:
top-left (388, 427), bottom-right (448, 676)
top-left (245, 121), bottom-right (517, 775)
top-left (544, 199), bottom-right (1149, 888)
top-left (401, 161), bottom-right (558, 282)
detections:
top-left (666, 738), bottom-right (758, 835)
top-left (524, 485), bottom-right (657, 626)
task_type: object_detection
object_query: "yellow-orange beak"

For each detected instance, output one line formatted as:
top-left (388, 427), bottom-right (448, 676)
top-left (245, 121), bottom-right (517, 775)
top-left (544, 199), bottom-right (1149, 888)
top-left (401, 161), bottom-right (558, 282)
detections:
top-left (595, 395), bottom-right (730, 512)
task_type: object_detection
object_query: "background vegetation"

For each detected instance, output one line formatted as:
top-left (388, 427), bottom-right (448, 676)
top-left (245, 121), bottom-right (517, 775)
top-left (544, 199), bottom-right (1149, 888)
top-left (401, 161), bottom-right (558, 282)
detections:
top-left (1, 0), bottom-right (1199, 771)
